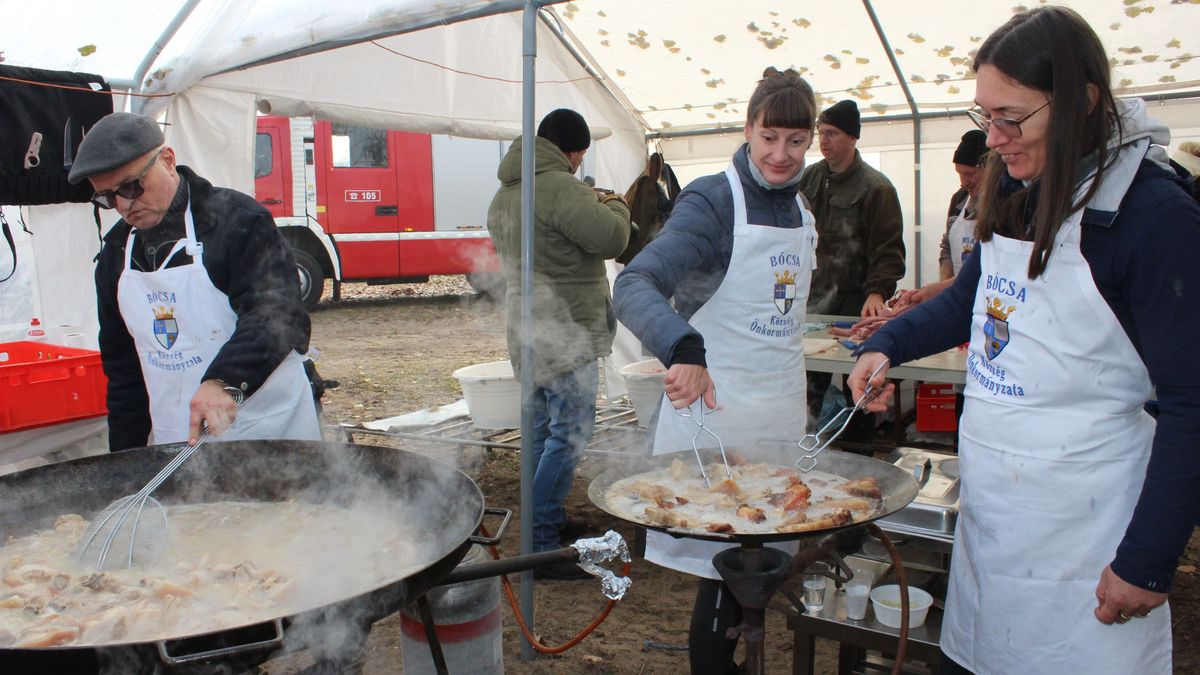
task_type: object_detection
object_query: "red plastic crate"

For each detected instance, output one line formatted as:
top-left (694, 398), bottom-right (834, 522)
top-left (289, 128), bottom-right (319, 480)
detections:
top-left (915, 383), bottom-right (957, 433)
top-left (0, 341), bottom-right (108, 432)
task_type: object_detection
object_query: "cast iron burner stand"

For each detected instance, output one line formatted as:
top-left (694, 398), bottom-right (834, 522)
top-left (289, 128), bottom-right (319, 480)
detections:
top-left (712, 543), bottom-right (795, 675)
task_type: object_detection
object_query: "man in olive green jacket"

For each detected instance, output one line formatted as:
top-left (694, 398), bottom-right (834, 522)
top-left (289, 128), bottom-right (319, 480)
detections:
top-left (486, 109), bottom-right (631, 577)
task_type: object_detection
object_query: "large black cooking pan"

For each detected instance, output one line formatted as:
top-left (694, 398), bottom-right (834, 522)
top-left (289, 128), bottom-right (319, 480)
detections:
top-left (588, 449), bottom-right (919, 543)
top-left (0, 439), bottom-right (500, 674)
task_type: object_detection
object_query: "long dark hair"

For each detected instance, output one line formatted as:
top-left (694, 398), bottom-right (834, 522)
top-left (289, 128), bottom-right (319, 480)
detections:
top-left (973, 6), bottom-right (1121, 279)
top-left (746, 67), bottom-right (816, 130)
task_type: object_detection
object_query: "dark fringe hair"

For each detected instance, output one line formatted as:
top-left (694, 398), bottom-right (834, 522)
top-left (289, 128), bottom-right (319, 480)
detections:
top-left (747, 67), bottom-right (817, 131)
top-left (973, 6), bottom-right (1121, 279)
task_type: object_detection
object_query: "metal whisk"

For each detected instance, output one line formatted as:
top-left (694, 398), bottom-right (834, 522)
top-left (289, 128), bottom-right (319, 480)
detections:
top-left (796, 359), bottom-right (890, 472)
top-left (75, 429), bottom-right (210, 570)
top-left (672, 401), bottom-right (733, 487)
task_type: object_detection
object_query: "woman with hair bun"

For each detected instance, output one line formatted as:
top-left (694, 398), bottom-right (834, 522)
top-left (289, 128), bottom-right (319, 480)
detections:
top-left (615, 67), bottom-right (819, 674)
top-left (849, 6), bottom-right (1200, 673)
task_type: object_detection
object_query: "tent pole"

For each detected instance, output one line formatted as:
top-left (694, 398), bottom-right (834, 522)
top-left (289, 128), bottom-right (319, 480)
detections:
top-left (862, 0), bottom-right (923, 287)
top-left (518, 0), bottom-right (539, 662)
top-left (131, 0), bottom-right (202, 113)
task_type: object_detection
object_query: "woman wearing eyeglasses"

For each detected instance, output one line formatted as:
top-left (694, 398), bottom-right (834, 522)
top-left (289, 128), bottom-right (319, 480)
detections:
top-left (848, 6), bottom-right (1199, 673)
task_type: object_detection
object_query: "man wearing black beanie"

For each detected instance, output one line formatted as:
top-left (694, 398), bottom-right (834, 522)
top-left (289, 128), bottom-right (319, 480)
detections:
top-left (487, 109), bottom-right (631, 579)
top-left (800, 99), bottom-right (905, 438)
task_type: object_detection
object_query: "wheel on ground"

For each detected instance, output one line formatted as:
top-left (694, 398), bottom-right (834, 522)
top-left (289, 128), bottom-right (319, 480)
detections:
top-left (466, 271), bottom-right (506, 299)
top-left (293, 249), bottom-right (325, 311)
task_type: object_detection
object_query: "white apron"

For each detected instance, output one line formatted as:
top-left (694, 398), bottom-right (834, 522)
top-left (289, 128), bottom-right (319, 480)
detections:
top-left (946, 197), bottom-right (977, 277)
top-left (942, 208), bottom-right (1169, 673)
top-left (116, 197), bottom-right (322, 446)
top-left (644, 165), bottom-right (816, 579)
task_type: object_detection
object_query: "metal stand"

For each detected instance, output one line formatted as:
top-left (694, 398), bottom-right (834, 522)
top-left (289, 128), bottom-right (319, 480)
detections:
top-left (712, 544), bottom-right (794, 675)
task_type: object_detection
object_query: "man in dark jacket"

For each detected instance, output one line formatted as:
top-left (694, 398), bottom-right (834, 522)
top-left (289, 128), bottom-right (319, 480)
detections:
top-left (801, 99), bottom-right (905, 317)
top-left (801, 100), bottom-right (905, 433)
top-left (71, 113), bottom-right (320, 452)
top-left (487, 109), bottom-right (631, 579)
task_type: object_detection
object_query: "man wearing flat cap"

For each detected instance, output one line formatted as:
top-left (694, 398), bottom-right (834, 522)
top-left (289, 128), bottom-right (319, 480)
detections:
top-left (71, 112), bottom-right (321, 451)
top-left (487, 108), bottom-right (631, 579)
top-left (800, 99), bottom-right (904, 435)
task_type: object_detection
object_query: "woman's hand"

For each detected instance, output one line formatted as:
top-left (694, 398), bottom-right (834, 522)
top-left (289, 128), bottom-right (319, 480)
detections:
top-left (847, 352), bottom-right (894, 413)
top-left (1094, 565), bottom-right (1168, 625)
top-left (664, 364), bottom-right (717, 410)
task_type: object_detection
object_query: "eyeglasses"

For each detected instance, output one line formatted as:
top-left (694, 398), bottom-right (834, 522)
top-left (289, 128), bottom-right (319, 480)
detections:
top-left (90, 148), bottom-right (164, 210)
top-left (965, 99), bottom-right (1052, 139)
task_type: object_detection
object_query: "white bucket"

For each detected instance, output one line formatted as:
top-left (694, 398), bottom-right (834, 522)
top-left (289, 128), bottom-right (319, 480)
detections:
top-left (452, 361), bottom-right (521, 430)
top-left (618, 358), bottom-right (666, 428)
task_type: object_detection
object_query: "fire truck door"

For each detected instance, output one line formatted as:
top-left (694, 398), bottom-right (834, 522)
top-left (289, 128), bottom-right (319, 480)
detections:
top-left (317, 121), bottom-right (401, 278)
top-left (253, 120), bottom-right (290, 218)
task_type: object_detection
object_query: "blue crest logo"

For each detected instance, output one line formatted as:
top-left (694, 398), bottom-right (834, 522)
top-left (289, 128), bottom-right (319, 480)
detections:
top-left (983, 296), bottom-right (1015, 360)
top-left (773, 270), bottom-right (797, 315)
top-left (153, 306), bottom-right (178, 350)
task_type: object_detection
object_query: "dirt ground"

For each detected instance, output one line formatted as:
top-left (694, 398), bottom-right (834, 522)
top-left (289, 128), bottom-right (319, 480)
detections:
top-left (266, 277), bottom-right (1200, 674)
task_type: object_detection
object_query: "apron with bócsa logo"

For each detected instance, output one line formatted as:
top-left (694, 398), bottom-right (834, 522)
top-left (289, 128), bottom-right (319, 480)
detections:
top-left (946, 196), bottom-right (977, 277)
top-left (645, 164), bottom-right (816, 579)
top-left (116, 194), bottom-right (321, 446)
top-left (942, 206), bottom-right (1169, 673)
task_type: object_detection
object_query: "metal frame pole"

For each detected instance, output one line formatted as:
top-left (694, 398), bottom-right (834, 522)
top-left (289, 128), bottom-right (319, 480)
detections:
top-left (862, 0), bottom-right (924, 286)
top-left (518, 0), bottom-right (539, 662)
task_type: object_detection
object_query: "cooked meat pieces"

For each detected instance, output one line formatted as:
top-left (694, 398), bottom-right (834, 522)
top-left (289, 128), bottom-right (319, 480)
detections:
top-left (644, 507), bottom-right (699, 529)
top-left (841, 477), bottom-right (882, 499)
top-left (736, 505), bottom-right (767, 523)
top-left (775, 508), bottom-right (852, 533)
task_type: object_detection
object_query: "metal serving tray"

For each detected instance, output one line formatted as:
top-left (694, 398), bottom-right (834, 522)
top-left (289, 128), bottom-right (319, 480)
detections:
top-left (876, 447), bottom-right (960, 542)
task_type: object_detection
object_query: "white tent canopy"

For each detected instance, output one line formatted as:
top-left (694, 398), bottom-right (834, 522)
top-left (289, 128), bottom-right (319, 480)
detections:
top-left (2, 0), bottom-right (1199, 333)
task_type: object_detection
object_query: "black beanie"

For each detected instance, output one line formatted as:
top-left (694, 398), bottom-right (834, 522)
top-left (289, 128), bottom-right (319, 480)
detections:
top-left (537, 108), bottom-right (591, 153)
top-left (819, 100), bottom-right (861, 138)
top-left (953, 129), bottom-right (989, 167)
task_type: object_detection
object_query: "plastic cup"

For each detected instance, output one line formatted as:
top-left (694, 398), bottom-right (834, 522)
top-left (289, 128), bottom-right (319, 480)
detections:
top-left (802, 575), bottom-right (827, 612)
top-left (845, 582), bottom-right (871, 620)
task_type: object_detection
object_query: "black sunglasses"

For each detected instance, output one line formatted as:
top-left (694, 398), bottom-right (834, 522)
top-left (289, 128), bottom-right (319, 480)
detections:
top-left (90, 148), bottom-right (164, 210)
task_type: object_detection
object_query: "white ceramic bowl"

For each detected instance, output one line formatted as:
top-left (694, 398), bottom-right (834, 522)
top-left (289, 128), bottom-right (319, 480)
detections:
top-left (869, 584), bottom-right (934, 628)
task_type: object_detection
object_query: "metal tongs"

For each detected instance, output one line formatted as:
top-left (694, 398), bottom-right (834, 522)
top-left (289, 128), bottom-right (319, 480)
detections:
top-left (795, 359), bottom-right (890, 472)
top-left (672, 401), bottom-right (733, 487)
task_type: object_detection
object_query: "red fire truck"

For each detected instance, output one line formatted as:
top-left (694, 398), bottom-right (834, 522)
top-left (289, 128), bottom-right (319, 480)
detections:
top-left (253, 116), bottom-right (505, 308)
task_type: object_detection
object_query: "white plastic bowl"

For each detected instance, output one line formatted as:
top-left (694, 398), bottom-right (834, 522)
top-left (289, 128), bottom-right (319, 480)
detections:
top-left (452, 360), bottom-right (521, 429)
top-left (869, 584), bottom-right (934, 629)
top-left (618, 358), bottom-right (667, 428)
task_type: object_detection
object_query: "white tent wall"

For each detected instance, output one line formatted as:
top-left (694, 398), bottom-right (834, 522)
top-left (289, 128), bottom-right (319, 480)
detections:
top-left (25, 204), bottom-right (108, 350)
top-left (0, 206), bottom-right (37, 342)
top-left (162, 12), bottom-right (648, 197)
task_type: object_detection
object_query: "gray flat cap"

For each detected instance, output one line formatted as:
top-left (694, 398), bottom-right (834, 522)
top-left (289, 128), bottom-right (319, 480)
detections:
top-left (67, 112), bottom-right (165, 184)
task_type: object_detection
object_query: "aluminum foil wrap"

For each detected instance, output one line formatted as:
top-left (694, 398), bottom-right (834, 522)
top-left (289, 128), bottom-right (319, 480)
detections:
top-left (571, 530), bottom-right (632, 600)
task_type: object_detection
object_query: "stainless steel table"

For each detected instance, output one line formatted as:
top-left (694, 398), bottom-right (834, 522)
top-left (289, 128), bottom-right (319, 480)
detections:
top-left (787, 584), bottom-right (943, 675)
top-left (805, 315), bottom-right (966, 445)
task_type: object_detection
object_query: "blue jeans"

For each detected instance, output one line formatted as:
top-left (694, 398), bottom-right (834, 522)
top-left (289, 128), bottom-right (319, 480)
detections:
top-left (529, 360), bottom-right (598, 552)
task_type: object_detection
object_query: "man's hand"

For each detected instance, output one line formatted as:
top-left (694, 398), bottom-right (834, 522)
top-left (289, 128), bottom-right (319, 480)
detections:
top-left (861, 293), bottom-right (887, 318)
top-left (189, 379), bottom-right (240, 444)
top-left (664, 364), bottom-right (717, 411)
top-left (1094, 564), bottom-right (1168, 625)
